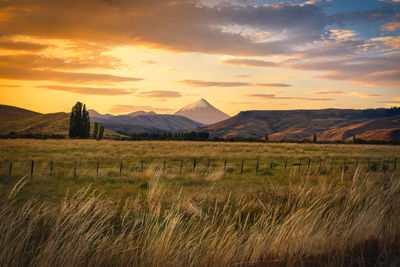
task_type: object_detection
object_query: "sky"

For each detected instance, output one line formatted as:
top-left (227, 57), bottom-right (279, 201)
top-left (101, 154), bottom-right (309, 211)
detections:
top-left (0, 0), bottom-right (399, 116)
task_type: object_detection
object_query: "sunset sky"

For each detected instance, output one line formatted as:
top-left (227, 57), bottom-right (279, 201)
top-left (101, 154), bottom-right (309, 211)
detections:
top-left (0, 0), bottom-right (399, 116)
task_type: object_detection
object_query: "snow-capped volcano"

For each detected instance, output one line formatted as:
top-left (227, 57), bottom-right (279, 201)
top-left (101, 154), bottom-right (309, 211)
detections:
top-left (174, 98), bottom-right (230, 125)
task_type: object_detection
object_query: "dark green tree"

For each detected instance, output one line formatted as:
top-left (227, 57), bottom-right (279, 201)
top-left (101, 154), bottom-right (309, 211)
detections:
top-left (93, 122), bottom-right (99, 139)
top-left (353, 135), bottom-right (356, 142)
top-left (82, 104), bottom-right (90, 138)
top-left (313, 133), bottom-right (317, 143)
top-left (69, 102), bottom-right (91, 138)
top-left (69, 102), bottom-right (82, 138)
top-left (98, 125), bottom-right (104, 140)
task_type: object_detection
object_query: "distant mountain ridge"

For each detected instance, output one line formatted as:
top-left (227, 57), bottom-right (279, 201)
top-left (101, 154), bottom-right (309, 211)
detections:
top-left (90, 114), bottom-right (203, 136)
top-left (197, 108), bottom-right (400, 141)
top-left (174, 98), bottom-right (230, 125)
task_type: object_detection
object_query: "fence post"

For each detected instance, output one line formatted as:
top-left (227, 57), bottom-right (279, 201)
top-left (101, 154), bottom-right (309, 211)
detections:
top-left (224, 160), bottom-right (227, 171)
top-left (330, 159), bottom-right (333, 173)
top-left (256, 160), bottom-right (259, 173)
top-left (50, 161), bottom-right (53, 176)
top-left (298, 159), bottom-right (302, 172)
top-left (9, 161), bottom-right (12, 178)
top-left (74, 161), bottom-right (77, 177)
top-left (193, 159), bottom-right (197, 172)
top-left (180, 160), bottom-right (183, 174)
top-left (163, 160), bottom-right (166, 171)
top-left (30, 160), bottom-right (34, 179)
top-left (96, 160), bottom-right (99, 177)
top-left (240, 160), bottom-right (244, 174)
top-left (120, 161), bottom-right (123, 176)
top-left (141, 160), bottom-right (144, 172)
top-left (284, 159), bottom-right (287, 173)
top-left (378, 158), bottom-right (381, 172)
top-left (395, 158), bottom-right (397, 171)
top-left (207, 159), bottom-right (210, 174)
top-left (307, 159), bottom-right (311, 171)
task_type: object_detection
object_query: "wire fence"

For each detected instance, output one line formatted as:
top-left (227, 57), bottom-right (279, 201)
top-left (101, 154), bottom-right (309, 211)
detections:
top-left (0, 157), bottom-right (397, 179)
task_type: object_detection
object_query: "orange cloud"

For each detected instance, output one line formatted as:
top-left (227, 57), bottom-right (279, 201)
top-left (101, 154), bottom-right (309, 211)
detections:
top-left (0, 66), bottom-right (143, 83)
top-left (177, 79), bottom-right (291, 87)
top-left (37, 85), bottom-right (135, 96)
top-left (220, 58), bottom-right (278, 67)
top-left (247, 94), bottom-right (334, 101)
top-left (306, 90), bottom-right (344, 95)
top-left (381, 21), bottom-right (400, 31)
top-left (137, 90), bottom-right (182, 98)
top-left (0, 54), bottom-right (118, 70)
top-left (0, 40), bottom-right (48, 51)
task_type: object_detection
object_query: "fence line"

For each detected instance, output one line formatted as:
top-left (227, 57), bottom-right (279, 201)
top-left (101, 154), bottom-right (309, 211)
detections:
top-left (2, 157), bottom-right (398, 179)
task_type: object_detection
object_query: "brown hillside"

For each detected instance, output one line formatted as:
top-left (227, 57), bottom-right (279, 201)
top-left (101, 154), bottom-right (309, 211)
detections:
top-left (0, 104), bottom-right (125, 139)
top-left (314, 116), bottom-right (400, 141)
top-left (199, 109), bottom-right (400, 141)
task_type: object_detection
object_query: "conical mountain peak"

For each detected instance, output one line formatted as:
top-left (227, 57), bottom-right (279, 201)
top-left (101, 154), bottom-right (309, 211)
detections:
top-left (174, 98), bottom-right (230, 125)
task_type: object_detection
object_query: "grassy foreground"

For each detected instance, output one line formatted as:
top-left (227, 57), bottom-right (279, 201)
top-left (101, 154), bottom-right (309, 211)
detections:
top-left (0, 140), bottom-right (400, 265)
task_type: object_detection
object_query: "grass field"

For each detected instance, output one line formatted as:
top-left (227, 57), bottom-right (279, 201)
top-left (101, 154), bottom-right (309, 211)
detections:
top-left (0, 140), bottom-right (400, 266)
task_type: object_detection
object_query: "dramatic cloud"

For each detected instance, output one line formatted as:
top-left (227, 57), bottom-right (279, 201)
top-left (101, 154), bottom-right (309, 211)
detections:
top-left (37, 85), bottom-right (135, 96)
top-left (289, 55), bottom-right (400, 87)
top-left (220, 58), bottom-right (277, 67)
top-left (137, 90), bottom-right (182, 98)
top-left (2, 0), bottom-right (397, 57)
top-left (247, 94), bottom-right (334, 101)
top-left (109, 105), bottom-right (174, 113)
top-left (0, 54), bottom-right (118, 70)
top-left (0, 40), bottom-right (48, 51)
top-left (0, 66), bottom-right (143, 83)
top-left (177, 79), bottom-right (291, 87)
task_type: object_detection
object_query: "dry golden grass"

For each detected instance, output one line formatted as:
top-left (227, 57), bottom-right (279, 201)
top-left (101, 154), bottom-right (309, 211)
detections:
top-left (0, 168), bottom-right (400, 266)
top-left (1, 140), bottom-right (400, 266)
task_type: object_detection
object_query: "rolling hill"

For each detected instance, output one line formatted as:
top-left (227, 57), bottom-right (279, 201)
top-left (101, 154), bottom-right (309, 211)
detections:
top-left (0, 104), bottom-right (126, 139)
top-left (198, 108), bottom-right (400, 141)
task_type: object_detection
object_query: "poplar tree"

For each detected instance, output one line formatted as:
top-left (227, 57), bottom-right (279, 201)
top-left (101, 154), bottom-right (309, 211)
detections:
top-left (93, 122), bottom-right (99, 139)
top-left (82, 104), bottom-right (90, 138)
top-left (98, 125), bottom-right (104, 140)
top-left (69, 102), bottom-right (91, 138)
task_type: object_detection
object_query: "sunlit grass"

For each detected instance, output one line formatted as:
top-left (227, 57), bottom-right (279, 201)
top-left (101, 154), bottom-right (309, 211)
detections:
top-left (0, 139), bottom-right (399, 265)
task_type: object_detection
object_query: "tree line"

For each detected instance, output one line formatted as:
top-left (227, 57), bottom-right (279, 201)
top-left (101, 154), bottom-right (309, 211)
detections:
top-left (124, 131), bottom-right (210, 141)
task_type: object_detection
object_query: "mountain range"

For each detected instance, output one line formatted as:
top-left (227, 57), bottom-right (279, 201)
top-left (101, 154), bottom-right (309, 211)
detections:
top-left (86, 98), bottom-right (229, 135)
top-left (198, 109), bottom-right (400, 141)
top-left (1, 100), bottom-right (399, 141)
